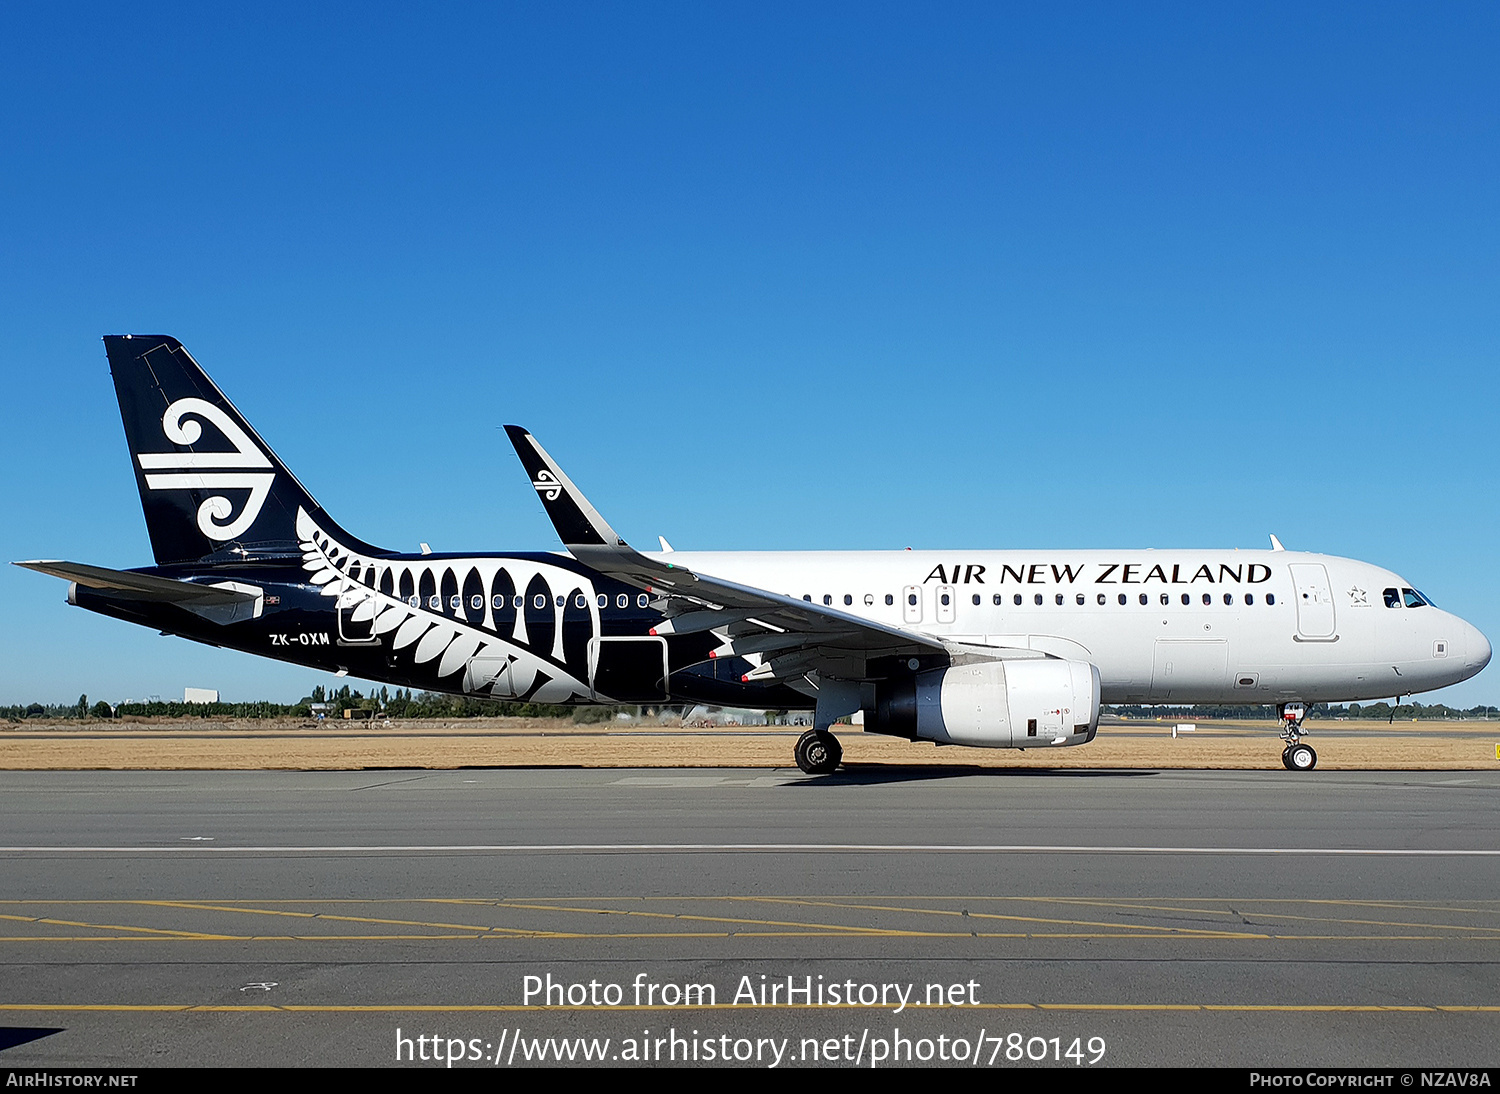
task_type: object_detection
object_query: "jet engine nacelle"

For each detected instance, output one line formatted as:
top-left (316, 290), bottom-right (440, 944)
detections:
top-left (866, 659), bottom-right (1101, 748)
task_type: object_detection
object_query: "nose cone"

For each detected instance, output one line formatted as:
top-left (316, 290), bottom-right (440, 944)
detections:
top-left (1467, 623), bottom-right (1493, 676)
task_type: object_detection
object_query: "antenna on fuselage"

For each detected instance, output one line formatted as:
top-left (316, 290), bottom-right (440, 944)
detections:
top-left (1269, 534), bottom-right (1286, 551)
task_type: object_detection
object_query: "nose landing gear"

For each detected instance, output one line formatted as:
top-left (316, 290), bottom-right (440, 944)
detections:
top-left (1278, 702), bottom-right (1317, 771)
top-left (1282, 740), bottom-right (1318, 770)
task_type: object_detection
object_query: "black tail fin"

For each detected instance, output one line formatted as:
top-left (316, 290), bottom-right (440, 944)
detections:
top-left (104, 335), bottom-right (387, 565)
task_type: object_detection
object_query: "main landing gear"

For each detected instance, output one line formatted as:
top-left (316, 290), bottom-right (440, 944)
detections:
top-left (795, 729), bottom-right (843, 775)
top-left (1278, 702), bottom-right (1317, 771)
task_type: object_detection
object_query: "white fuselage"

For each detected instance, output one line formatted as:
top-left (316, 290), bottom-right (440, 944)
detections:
top-left (655, 548), bottom-right (1491, 704)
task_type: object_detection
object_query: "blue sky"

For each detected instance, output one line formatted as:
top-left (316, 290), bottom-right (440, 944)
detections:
top-left (2, 2), bottom-right (1496, 706)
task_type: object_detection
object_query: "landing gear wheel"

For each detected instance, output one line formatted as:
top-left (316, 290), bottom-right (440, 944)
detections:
top-left (1284, 742), bottom-right (1317, 771)
top-left (795, 730), bottom-right (843, 775)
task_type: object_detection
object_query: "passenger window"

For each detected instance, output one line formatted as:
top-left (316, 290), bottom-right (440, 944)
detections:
top-left (909, 593), bottom-right (919, 606)
top-left (993, 594), bottom-right (1002, 606)
top-left (1267, 593), bottom-right (1276, 605)
top-left (803, 594), bottom-right (812, 602)
top-left (514, 595), bottom-right (525, 609)
top-left (824, 594), bottom-right (833, 606)
top-left (1076, 594), bottom-right (1086, 606)
top-left (1202, 593), bottom-right (1212, 606)
top-left (575, 594), bottom-right (587, 609)
top-left (1383, 588), bottom-right (1401, 608)
top-left (885, 594), bottom-right (894, 606)
top-left (974, 594), bottom-right (983, 606)
top-left (1160, 594), bottom-right (1169, 606)
top-left (555, 595), bottom-right (565, 608)
top-left (637, 594), bottom-right (649, 608)
top-left (1223, 594), bottom-right (1233, 605)
top-left (1013, 594), bottom-right (1022, 606)
top-left (940, 593), bottom-right (951, 607)
top-left (1055, 593), bottom-right (1064, 605)
top-left (409, 596), bottom-right (421, 608)
top-left (428, 596), bottom-right (441, 610)
top-left (597, 594), bottom-right (608, 608)
top-left (1097, 593), bottom-right (1106, 606)
top-left (533, 594), bottom-right (546, 609)
top-left (450, 595), bottom-right (462, 610)
top-left (616, 594), bottom-right (629, 609)
top-left (843, 594), bottom-right (853, 606)
top-left (1033, 593), bottom-right (1043, 606)
top-left (1117, 594), bottom-right (1127, 606)
top-left (1181, 593), bottom-right (1190, 606)
top-left (865, 594), bottom-right (875, 606)
top-left (1138, 593), bottom-right (1148, 605)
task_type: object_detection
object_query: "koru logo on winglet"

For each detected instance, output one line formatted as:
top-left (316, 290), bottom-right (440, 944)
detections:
top-left (532, 469), bottom-right (563, 501)
top-left (137, 398), bottom-right (275, 541)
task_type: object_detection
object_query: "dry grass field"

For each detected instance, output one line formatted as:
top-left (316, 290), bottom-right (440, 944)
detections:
top-left (1, 716), bottom-right (1497, 771)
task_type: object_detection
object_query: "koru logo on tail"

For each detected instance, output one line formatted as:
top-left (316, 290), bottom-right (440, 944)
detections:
top-left (532, 469), bottom-right (563, 501)
top-left (137, 398), bottom-right (275, 541)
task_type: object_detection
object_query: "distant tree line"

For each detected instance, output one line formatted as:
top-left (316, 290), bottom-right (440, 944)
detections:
top-left (5, 692), bottom-right (1497, 723)
top-left (0, 685), bottom-right (628, 723)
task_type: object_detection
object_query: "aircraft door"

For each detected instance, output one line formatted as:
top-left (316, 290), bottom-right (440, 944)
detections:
top-left (465, 653), bottom-right (518, 698)
top-left (336, 587), bottom-right (380, 645)
top-left (1150, 639), bottom-right (1230, 701)
top-left (589, 636), bottom-right (670, 702)
top-left (1289, 564), bottom-right (1336, 638)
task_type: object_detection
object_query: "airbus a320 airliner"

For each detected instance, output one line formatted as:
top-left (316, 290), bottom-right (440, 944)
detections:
top-left (18, 337), bottom-right (1492, 773)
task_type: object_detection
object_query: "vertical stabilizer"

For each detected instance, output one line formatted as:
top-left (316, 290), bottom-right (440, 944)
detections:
top-left (104, 335), bottom-right (386, 564)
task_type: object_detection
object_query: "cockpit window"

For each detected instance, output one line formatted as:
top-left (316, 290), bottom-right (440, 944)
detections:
top-left (1383, 588), bottom-right (1401, 608)
top-left (1402, 588), bottom-right (1427, 608)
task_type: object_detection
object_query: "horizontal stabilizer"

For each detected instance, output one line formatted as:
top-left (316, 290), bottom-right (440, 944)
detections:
top-left (14, 560), bottom-right (256, 605)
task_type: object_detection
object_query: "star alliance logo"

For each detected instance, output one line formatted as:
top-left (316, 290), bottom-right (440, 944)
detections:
top-left (1347, 586), bottom-right (1368, 605)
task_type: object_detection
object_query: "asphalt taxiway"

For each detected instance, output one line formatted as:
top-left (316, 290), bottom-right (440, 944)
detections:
top-left (1, 767), bottom-right (1498, 1068)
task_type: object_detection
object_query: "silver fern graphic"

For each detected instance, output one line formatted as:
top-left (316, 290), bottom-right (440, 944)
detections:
top-left (295, 509), bottom-right (597, 702)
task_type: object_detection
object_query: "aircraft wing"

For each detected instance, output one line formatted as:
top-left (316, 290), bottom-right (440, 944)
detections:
top-left (504, 426), bottom-right (954, 683)
top-left (14, 560), bottom-right (258, 605)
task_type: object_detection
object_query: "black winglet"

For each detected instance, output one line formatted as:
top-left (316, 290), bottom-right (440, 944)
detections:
top-left (504, 425), bottom-right (624, 549)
